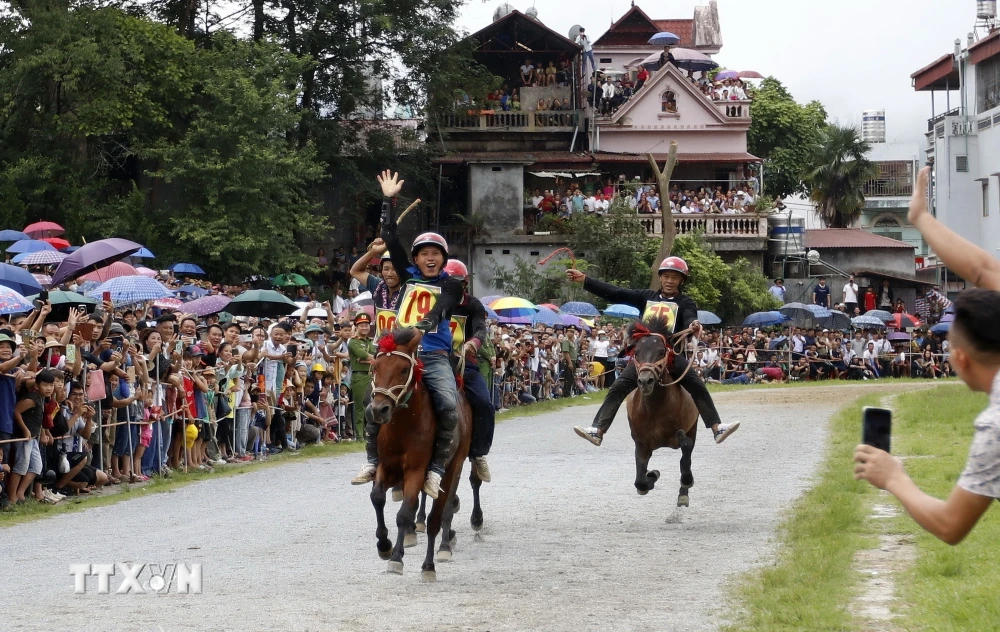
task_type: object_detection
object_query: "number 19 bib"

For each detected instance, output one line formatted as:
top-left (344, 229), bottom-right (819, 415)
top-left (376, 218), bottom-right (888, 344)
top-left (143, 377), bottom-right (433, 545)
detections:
top-left (642, 301), bottom-right (679, 333)
top-left (397, 284), bottom-right (440, 328)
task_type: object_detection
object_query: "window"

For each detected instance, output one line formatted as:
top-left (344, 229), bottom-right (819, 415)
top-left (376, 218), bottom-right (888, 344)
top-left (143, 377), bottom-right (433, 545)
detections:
top-left (599, 57), bottom-right (613, 64)
top-left (976, 55), bottom-right (1000, 114)
top-left (863, 161), bottom-right (914, 197)
top-left (984, 182), bottom-right (990, 217)
top-left (874, 217), bottom-right (900, 228)
top-left (660, 89), bottom-right (677, 113)
top-left (956, 155), bottom-right (969, 172)
top-left (873, 217), bottom-right (902, 242)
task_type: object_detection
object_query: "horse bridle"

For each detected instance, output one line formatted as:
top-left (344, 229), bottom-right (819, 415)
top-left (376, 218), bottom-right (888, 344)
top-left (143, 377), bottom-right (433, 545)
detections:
top-left (371, 349), bottom-right (418, 407)
top-left (632, 326), bottom-right (695, 388)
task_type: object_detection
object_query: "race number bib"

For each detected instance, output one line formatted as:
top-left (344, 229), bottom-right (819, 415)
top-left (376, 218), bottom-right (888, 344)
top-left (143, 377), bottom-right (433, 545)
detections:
top-left (375, 309), bottom-right (397, 339)
top-left (642, 301), bottom-right (679, 333)
top-left (450, 315), bottom-right (467, 354)
top-left (397, 284), bottom-right (440, 328)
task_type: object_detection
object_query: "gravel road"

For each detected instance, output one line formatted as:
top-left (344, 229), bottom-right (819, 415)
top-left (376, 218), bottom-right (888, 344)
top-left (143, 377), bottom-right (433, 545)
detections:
top-left (1, 384), bottom-right (906, 632)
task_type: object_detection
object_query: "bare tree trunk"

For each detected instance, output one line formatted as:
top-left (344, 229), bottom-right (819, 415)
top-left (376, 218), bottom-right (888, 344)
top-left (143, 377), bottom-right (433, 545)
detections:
top-left (647, 141), bottom-right (678, 290)
top-left (252, 0), bottom-right (265, 41)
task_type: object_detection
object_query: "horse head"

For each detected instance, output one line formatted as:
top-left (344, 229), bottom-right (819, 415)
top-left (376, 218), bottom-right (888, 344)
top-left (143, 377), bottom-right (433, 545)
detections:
top-left (627, 317), bottom-right (674, 397)
top-left (367, 327), bottom-right (424, 425)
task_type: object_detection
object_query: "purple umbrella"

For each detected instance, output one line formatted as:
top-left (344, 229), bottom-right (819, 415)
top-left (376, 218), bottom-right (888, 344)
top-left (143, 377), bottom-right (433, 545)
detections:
top-left (715, 70), bottom-right (740, 80)
top-left (49, 238), bottom-right (142, 287)
top-left (886, 332), bottom-right (911, 342)
top-left (183, 294), bottom-right (232, 317)
top-left (560, 314), bottom-right (592, 331)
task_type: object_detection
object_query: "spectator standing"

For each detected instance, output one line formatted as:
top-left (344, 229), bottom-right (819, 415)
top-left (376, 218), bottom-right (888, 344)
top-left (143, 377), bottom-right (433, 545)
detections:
top-left (863, 286), bottom-right (876, 314)
top-left (813, 277), bottom-right (831, 308)
top-left (843, 275), bottom-right (860, 315)
top-left (768, 278), bottom-right (786, 303)
top-left (575, 28), bottom-right (595, 77)
top-left (560, 327), bottom-right (579, 398)
top-left (878, 280), bottom-right (894, 310)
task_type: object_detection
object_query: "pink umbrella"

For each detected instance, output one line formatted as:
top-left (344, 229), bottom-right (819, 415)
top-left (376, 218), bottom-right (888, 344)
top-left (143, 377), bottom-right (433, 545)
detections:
top-left (153, 297), bottom-right (183, 311)
top-left (79, 261), bottom-right (140, 283)
top-left (135, 266), bottom-right (158, 278)
top-left (23, 221), bottom-right (65, 238)
top-left (739, 70), bottom-right (764, 79)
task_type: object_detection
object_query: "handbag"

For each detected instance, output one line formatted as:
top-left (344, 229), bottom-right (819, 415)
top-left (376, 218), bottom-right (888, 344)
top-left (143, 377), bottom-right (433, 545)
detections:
top-left (216, 392), bottom-right (232, 419)
top-left (86, 372), bottom-right (106, 403)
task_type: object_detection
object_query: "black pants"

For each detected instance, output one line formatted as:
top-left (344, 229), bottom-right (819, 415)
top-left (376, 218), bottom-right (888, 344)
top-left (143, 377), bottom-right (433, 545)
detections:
top-left (270, 411), bottom-right (288, 450)
top-left (464, 364), bottom-right (495, 458)
top-left (562, 364), bottom-right (575, 398)
top-left (592, 355), bottom-right (721, 434)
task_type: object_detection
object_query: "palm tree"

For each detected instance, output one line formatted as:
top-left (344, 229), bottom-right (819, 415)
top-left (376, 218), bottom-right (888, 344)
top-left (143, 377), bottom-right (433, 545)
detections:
top-left (802, 125), bottom-right (878, 228)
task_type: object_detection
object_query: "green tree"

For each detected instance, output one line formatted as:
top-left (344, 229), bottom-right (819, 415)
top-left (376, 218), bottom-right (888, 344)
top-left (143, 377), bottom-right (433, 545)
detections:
top-left (486, 255), bottom-right (592, 306)
top-left (802, 124), bottom-right (878, 229)
top-left (747, 78), bottom-right (828, 199)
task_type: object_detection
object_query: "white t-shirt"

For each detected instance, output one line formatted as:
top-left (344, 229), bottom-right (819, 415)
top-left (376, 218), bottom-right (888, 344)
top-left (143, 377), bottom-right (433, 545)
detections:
top-left (958, 372), bottom-right (1000, 498)
top-left (843, 282), bottom-right (859, 303)
top-left (520, 64), bottom-right (534, 77)
top-left (262, 340), bottom-right (286, 392)
top-left (59, 413), bottom-right (89, 453)
top-left (583, 196), bottom-right (597, 212)
top-left (531, 195), bottom-right (544, 209)
top-left (591, 339), bottom-right (609, 359)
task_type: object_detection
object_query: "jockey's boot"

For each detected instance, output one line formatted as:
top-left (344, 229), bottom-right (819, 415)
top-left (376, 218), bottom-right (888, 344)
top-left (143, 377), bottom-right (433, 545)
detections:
top-left (352, 463), bottom-right (376, 485)
top-left (350, 420), bottom-right (381, 485)
top-left (425, 408), bottom-right (460, 499)
top-left (472, 456), bottom-right (491, 482)
top-left (713, 422), bottom-right (741, 444)
top-left (574, 363), bottom-right (637, 446)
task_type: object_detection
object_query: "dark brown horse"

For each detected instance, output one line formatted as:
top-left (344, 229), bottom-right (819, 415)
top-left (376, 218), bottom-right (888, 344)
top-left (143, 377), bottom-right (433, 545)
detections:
top-left (625, 317), bottom-right (699, 507)
top-left (366, 328), bottom-right (472, 581)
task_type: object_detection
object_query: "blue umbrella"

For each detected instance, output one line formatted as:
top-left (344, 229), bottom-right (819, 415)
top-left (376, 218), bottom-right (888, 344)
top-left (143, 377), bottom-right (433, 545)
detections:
top-left (484, 305), bottom-right (499, 320)
top-left (175, 284), bottom-right (209, 298)
top-left (560, 314), bottom-right (591, 331)
top-left (603, 303), bottom-right (641, 319)
top-left (851, 314), bottom-right (886, 329)
top-left (865, 309), bottom-right (894, 322)
top-left (697, 310), bottom-right (722, 325)
top-left (531, 306), bottom-right (563, 326)
top-left (561, 301), bottom-right (600, 317)
top-left (930, 322), bottom-right (951, 334)
top-left (6, 239), bottom-right (55, 254)
top-left (133, 247), bottom-right (156, 259)
top-left (0, 286), bottom-right (33, 315)
top-left (62, 245), bottom-right (80, 253)
top-left (171, 262), bottom-right (205, 275)
top-left (648, 31), bottom-right (680, 46)
top-left (86, 275), bottom-right (172, 307)
top-left (0, 230), bottom-right (30, 242)
top-left (743, 311), bottom-right (790, 327)
top-left (805, 304), bottom-right (832, 318)
top-left (818, 311), bottom-right (852, 331)
top-left (0, 262), bottom-right (43, 295)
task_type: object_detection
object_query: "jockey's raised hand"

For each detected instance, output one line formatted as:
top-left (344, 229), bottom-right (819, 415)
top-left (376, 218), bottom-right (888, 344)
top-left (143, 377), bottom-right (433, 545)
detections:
top-left (565, 269), bottom-right (586, 283)
top-left (377, 169), bottom-right (404, 197)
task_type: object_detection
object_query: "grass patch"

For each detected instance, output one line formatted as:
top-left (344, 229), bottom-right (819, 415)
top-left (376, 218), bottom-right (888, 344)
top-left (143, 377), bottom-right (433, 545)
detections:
top-left (496, 390), bottom-right (607, 422)
top-left (706, 376), bottom-right (956, 393)
top-left (723, 394), bottom-right (883, 632)
top-left (889, 385), bottom-right (1000, 631)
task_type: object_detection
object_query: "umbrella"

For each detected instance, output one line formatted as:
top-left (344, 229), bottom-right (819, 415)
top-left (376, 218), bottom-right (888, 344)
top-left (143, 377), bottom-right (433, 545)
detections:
top-left (851, 314), bottom-right (886, 329)
top-left (939, 313), bottom-right (955, 323)
top-left (498, 315), bottom-right (533, 325)
top-left (49, 238), bottom-right (142, 287)
top-left (603, 304), bottom-right (641, 319)
top-left (669, 47), bottom-right (719, 72)
top-left (0, 286), bottom-right (33, 315)
top-left (531, 306), bottom-right (563, 326)
top-left (739, 70), bottom-right (764, 79)
top-left (175, 284), bottom-right (209, 298)
top-left (135, 266), bottom-right (158, 278)
top-left (78, 262), bottom-right (140, 283)
top-left (930, 322), bottom-right (951, 334)
top-left (32, 273), bottom-right (52, 287)
top-left (6, 239), bottom-right (55, 254)
top-left (560, 314), bottom-right (591, 331)
top-left (537, 303), bottom-right (561, 312)
top-left (0, 230), bottom-right (30, 242)
top-left (352, 291), bottom-right (373, 307)
top-left (293, 305), bottom-right (329, 319)
top-left (647, 31), bottom-right (680, 46)
top-left (480, 295), bottom-right (507, 307)
top-left (560, 301), bottom-right (600, 317)
top-left (490, 297), bottom-right (537, 311)
top-left (183, 295), bottom-right (232, 317)
top-left (227, 289), bottom-right (299, 318)
top-left (779, 302), bottom-right (822, 327)
top-left (886, 332), bottom-right (911, 342)
top-left (86, 276), bottom-right (173, 307)
top-left (697, 310), bottom-right (722, 326)
top-left (889, 313), bottom-right (921, 329)
top-left (273, 273), bottom-right (310, 287)
top-left (715, 70), bottom-right (740, 80)
top-left (484, 305), bottom-right (499, 320)
top-left (26, 290), bottom-right (96, 321)
top-left (338, 304), bottom-right (375, 320)
top-left (41, 237), bottom-right (71, 250)
top-left (132, 247), bottom-right (156, 259)
top-left (865, 309), bottom-right (895, 322)
top-left (22, 221), bottom-right (65, 238)
top-left (0, 263), bottom-right (43, 295)
top-left (62, 246), bottom-right (80, 253)
top-left (171, 262), bottom-right (205, 275)
top-left (152, 298), bottom-right (183, 311)
top-left (817, 311), bottom-right (852, 330)
top-left (17, 250), bottom-right (67, 266)
top-left (743, 311), bottom-right (790, 327)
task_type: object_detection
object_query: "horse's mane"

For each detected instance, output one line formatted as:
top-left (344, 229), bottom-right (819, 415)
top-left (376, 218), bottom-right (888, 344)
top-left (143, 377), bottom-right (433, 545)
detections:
top-left (629, 315), bottom-right (674, 339)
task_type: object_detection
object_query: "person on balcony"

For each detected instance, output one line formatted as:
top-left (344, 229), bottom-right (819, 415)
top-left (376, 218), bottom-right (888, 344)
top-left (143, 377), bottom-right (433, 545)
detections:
top-left (636, 65), bottom-right (650, 91)
top-left (658, 46), bottom-right (675, 70)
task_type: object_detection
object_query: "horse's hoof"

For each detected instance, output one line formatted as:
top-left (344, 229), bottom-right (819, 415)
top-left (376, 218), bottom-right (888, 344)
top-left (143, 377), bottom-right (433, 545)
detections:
top-left (677, 494), bottom-right (689, 507)
top-left (415, 522), bottom-right (426, 533)
top-left (636, 488), bottom-right (649, 496)
top-left (386, 560), bottom-right (404, 574)
top-left (471, 512), bottom-right (483, 531)
top-left (403, 532), bottom-right (417, 548)
top-left (421, 569), bottom-right (437, 582)
top-left (377, 540), bottom-right (392, 560)
top-left (436, 549), bottom-right (453, 562)
top-left (647, 470), bottom-right (660, 483)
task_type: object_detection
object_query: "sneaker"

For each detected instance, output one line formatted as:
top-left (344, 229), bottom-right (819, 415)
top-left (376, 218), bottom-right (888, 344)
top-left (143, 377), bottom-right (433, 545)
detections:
top-left (423, 470), bottom-right (442, 499)
top-left (473, 457), bottom-right (492, 483)
top-left (573, 426), bottom-right (603, 446)
top-left (41, 490), bottom-right (62, 504)
top-left (351, 463), bottom-right (377, 485)
top-left (714, 421), bottom-right (741, 444)
top-left (210, 458), bottom-right (226, 467)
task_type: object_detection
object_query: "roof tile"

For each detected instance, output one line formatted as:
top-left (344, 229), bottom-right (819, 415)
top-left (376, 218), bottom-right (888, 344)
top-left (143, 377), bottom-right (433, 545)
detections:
top-left (805, 229), bottom-right (915, 249)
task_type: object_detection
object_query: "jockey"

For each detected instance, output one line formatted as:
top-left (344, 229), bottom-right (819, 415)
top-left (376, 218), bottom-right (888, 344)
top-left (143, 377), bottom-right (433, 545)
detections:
top-left (443, 259), bottom-right (495, 484)
top-left (356, 169), bottom-right (464, 499)
top-left (350, 241), bottom-right (403, 310)
top-left (566, 256), bottom-right (740, 446)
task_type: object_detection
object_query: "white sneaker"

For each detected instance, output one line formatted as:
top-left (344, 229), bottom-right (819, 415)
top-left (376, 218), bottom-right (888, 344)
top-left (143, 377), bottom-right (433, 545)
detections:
top-left (351, 463), bottom-right (377, 485)
top-left (574, 426), bottom-right (603, 446)
top-left (423, 471), bottom-right (442, 499)
top-left (210, 458), bottom-right (227, 466)
top-left (473, 457), bottom-right (492, 483)
top-left (714, 422), bottom-right (741, 444)
top-left (42, 490), bottom-right (62, 504)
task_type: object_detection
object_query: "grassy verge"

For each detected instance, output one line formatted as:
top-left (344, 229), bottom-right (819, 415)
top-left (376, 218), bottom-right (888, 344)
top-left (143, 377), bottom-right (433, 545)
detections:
top-left (706, 376), bottom-right (956, 393)
top-left (890, 385), bottom-right (1000, 630)
top-left (723, 394), bottom-right (883, 632)
top-left (496, 390), bottom-right (607, 422)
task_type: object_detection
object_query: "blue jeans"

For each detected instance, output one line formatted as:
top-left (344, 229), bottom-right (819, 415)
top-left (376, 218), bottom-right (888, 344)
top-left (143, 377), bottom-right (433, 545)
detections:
top-left (419, 352), bottom-right (458, 417)
top-left (583, 50), bottom-right (596, 75)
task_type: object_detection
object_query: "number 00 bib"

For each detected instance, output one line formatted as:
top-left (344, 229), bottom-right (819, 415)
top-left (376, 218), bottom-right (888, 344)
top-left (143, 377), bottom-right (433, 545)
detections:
top-left (642, 301), bottom-right (679, 333)
top-left (375, 309), bottom-right (398, 339)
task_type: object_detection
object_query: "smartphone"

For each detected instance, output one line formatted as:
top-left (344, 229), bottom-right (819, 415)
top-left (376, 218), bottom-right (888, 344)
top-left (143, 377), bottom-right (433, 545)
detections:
top-left (65, 344), bottom-right (77, 365)
top-left (240, 334), bottom-right (252, 344)
top-left (39, 290), bottom-right (49, 302)
top-left (78, 304), bottom-right (88, 314)
top-left (102, 291), bottom-right (111, 303)
top-left (174, 339), bottom-right (183, 354)
top-left (287, 343), bottom-right (299, 358)
top-left (862, 407), bottom-right (892, 453)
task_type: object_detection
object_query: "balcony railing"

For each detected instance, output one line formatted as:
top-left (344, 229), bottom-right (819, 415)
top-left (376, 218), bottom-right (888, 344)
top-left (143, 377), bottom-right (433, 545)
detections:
top-left (442, 110), bottom-right (580, 131)
top-left (714, 100), bottom-right (751, 120)
top-left (632, 213), bottom-right (768, 238)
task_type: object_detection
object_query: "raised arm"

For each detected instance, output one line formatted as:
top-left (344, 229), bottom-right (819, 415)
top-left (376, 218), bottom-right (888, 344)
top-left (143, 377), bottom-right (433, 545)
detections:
top-left (566, 269), bottom-right (649, 310)
top-left (377, 169), bottom-right (414, 285)
top-left (350, 239), bottom-right (388, 287)
top-left (909, 166), bottom-right (1000, 290)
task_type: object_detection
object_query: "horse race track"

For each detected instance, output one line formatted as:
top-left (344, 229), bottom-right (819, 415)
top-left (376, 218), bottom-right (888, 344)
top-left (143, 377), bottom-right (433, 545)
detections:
top-left (1, 384), bottom-right (913, 631)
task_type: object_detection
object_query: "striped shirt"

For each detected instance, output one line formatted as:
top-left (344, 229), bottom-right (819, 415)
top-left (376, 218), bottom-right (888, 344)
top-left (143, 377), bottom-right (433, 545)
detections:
top-left (958, 371), bottom-right (1000, 499)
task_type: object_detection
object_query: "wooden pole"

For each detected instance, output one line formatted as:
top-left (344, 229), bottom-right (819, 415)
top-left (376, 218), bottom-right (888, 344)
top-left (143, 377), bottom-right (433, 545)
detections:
top-left (647, 141), bottom-right (679, 290)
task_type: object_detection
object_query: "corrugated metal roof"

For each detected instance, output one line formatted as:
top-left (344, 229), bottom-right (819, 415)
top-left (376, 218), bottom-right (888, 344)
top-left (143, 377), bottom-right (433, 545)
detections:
top-left (806, 229), bottom-right (915, 250)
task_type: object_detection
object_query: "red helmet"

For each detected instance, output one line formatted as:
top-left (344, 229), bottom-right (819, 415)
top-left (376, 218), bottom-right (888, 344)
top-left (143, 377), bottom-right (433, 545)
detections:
top-left (443, 259), bottom-right (468, 280)
top-left (411, 232), bottom-right (449, 262)
top-left (658, 256), bottom-right (689, 278)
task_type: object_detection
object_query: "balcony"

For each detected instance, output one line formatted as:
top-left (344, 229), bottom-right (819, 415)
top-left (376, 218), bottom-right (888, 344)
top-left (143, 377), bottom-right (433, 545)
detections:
top-left (441, 110), bottom-right (580, 133)
top-left (713, 100), bottom-right (752, 121)
top-left (632, 213), bottom-right (766, 237)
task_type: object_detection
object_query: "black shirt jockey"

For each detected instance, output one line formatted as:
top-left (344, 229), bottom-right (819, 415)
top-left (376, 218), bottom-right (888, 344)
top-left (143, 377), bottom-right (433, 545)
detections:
top-left (443, 259), bottom-right (495, 484)
top-left (566, 256), bottom-right (740, 446)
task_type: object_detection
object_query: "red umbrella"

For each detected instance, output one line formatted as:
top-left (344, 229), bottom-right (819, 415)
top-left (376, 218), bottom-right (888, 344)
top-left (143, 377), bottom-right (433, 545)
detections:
top-left (738, 70), bottom-right (764, 79)
top-left (23, 221), bottom-right (65, 238)
top-left (889, 313), bottom-right (921, 329)
top-left (40, 237), bottom-right (71, 250)
top-left (79, 261), bottom-right (140, 283)
top-left (538, 303), bottom-right (561, 312)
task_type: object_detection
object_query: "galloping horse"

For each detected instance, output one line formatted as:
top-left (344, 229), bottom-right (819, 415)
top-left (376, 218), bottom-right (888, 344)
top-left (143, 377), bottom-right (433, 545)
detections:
top-left (414, 465), bottom-right (486, 536)
top-left (366, 327), bottom-right (472, 581)
top-left (625, 316), bottom-right (699, 507)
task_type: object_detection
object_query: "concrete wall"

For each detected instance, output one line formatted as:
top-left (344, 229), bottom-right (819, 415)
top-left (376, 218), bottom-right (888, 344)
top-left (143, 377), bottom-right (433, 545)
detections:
top-left (521, 86), bottom-right (573, 109)
top-left (813, 246), bottom-right (916, 280)
top-left (468, 163), bottom-right (525, 237)
top-left (471, 235), bottom-right (570, 297)
top-left (780, 276), bottom-right (918, 313)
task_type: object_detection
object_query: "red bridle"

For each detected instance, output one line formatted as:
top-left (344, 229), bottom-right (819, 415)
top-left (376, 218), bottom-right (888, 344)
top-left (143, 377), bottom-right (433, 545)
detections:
top-left (630, 323), bottom-right (675, 382)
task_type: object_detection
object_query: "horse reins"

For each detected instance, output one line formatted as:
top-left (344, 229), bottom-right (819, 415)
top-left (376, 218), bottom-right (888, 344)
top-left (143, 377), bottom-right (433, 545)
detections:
top-left (632, 325), bottom-right (696, 388)
top-left (371, 349), bottom-right (419, 407)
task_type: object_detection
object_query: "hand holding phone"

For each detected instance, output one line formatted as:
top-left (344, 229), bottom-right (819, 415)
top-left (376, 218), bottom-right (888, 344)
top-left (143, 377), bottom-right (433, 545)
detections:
top-left (862, 407), bottom-right (892, 453)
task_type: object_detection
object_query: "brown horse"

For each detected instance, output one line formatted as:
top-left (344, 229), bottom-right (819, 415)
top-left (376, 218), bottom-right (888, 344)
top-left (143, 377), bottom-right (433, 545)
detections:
top-left (625, 317), bottom-right (699, 507)
top-left (366, 327), bottom-right (472, 581)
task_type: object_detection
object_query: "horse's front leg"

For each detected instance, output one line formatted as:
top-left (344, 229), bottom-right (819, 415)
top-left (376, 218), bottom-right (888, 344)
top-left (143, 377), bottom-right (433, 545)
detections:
top-left (677, 428), bottom-right (695, 507)
top-left (415, 491), bottom-right (428, 533)
top-left (634, 445), bottom-right (658, 495)
top-left (370, 479), bottom-right (392, 560)
top-left (387, 470), bottom-right (422, 574)
top-left (469, 469), bottom-right (484, 531)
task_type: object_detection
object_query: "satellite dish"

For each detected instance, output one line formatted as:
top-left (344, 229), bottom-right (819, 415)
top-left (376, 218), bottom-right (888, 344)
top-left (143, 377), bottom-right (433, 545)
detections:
top-left (568, 24), bottom-right (582, 39)
top-left (525, 6), bottom-right (539, 20)
top-left (493, 3), bottom-right (514, 21)
top-left (807, 250), bottom-right (821, 265)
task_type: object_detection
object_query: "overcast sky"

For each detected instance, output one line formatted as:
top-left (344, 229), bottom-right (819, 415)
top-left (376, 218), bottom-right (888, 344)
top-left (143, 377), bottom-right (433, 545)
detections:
top-left (456, 0), bottom-right (984, 143)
